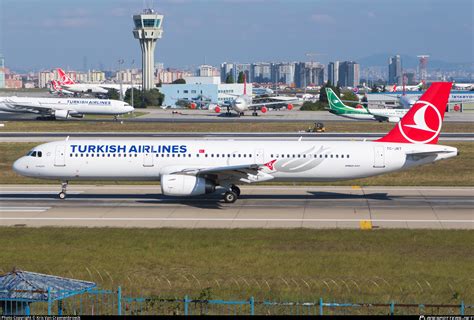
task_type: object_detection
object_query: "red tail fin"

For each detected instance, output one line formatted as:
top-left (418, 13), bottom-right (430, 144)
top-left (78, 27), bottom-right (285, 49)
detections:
top-left (57, 68), bottom-right (75, 85)
top-left (376, 82), bottom-right (452, 144)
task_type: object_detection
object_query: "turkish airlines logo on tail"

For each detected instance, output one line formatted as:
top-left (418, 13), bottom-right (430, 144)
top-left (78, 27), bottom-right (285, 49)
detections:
top-left (57, 68), bottom-right (75, 85)
top-left (398, 100), bottom-right (442, 144)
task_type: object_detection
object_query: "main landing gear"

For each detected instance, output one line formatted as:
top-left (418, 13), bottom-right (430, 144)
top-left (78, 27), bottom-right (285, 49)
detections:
top-left (58, 181), bottom-right (68, 199)
top-left (223, 185), bottom-right (241, 203)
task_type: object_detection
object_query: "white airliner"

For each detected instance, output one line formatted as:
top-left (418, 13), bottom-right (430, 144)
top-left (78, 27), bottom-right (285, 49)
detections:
top-left (212, 75), bottom-right (297, 116)
top-left (0, 97), bottom-right (134, 119)
top-left (13, 83), bottom-right (457, 203)
top-left (388, 82), bottom-right (424, 92)
top-left (56, 68), bottom-right (136, 96)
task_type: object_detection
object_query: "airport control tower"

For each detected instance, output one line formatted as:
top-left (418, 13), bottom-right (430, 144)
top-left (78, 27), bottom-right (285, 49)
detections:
top-left (132, 9), bottom-right (163, 90)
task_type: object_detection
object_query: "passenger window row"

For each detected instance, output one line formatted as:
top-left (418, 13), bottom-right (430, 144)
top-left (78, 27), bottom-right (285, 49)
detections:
top-left (69, 153), bottom-right (350, 159)
top-left (271, 154), bottom-right (350, 159)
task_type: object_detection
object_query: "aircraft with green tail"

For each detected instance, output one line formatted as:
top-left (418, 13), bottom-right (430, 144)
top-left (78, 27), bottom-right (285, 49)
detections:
top-left (326, 88), bottom-right (408, 123)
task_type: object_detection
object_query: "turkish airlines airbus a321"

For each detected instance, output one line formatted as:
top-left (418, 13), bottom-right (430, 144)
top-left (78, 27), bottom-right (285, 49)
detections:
top-left (13, 83), bottom-right (457, 203)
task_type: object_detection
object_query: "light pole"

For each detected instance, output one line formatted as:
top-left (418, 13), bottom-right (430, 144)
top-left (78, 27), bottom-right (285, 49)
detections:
top-left (131, 59), bottom-right (135, 109)
top-left (118, 59), bottom-right (124, 101)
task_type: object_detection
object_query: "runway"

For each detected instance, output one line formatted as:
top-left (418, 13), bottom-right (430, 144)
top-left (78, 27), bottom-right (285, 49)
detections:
top-left (1, 109), bottom-right (473, 123)
top-left (1, 185), bottom-right (472, 229)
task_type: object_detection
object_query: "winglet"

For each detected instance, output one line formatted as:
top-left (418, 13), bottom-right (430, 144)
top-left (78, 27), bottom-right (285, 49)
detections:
top-left (376, 82), bottom-right (452, 144)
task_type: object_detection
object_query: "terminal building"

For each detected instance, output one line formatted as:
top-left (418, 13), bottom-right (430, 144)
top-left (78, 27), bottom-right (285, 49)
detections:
top-left (160, 76), bottom-right (251, 108)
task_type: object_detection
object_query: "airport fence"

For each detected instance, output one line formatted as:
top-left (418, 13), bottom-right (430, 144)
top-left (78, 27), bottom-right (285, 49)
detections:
top-left (1, 287), bottom-right (472, 316)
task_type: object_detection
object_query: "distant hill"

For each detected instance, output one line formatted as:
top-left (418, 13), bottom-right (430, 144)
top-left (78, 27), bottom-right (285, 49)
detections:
top-left (356, 53), bottom-right (473, 71)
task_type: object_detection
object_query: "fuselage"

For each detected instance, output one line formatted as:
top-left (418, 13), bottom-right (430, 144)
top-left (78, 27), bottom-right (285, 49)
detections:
top-left (0, 97), bottom-right (134, 116)
top-left (13, 139), bottom-right (457, 182)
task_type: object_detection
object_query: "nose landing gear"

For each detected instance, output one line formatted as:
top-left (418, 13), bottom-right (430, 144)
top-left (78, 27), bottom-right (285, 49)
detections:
top-left (58, 181), bottom-right (68, 199)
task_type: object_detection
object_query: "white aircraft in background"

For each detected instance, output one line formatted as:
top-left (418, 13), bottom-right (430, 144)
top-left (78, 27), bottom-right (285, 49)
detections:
top-left (55, 68), bottom-right (136, 96)
top-left (252, 87), bottom-right (274, 95)
top-left (49, 80), bottom-right (75, 97)
top-left (388, 81), bottom-right (424, 92)
top-left (0, 97), bottom-right (134, 120)
top-left (13, 82), bottom-right (457, 203)
top-left (452, 83), bottom-right (473, 91)
top-left (211, 75), bottom-right (297, 116)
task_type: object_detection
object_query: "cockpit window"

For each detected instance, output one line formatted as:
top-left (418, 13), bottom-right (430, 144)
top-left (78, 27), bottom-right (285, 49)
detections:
top-left (37, 151), bottom-right (42, 157)
top-left (26, 151), bottom-right (34, 156)
top-left (31, 151), bottom-right (37, 157)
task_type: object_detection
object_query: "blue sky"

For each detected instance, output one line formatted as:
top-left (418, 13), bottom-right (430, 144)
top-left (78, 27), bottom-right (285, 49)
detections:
top-left (0, 0), bottom-right (472, 71)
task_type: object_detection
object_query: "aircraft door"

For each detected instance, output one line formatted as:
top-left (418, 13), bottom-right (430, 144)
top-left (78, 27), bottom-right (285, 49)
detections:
top-left (254, 148), bottom-right (264, 164)
top-left (373, 146), bottom-right (385, 168)
top-left (143, 153), bottom-right (154, 167)
top-left (54, 145), bottom-right (66, 167)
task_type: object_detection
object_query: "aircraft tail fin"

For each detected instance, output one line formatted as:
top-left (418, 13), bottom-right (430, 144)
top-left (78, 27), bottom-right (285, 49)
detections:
top-left (376, 82), bottom-right (452, 144)
top-left (326, 88), bottom-right (358, 114)
top-left (57, 68), bottom-right (75, 85)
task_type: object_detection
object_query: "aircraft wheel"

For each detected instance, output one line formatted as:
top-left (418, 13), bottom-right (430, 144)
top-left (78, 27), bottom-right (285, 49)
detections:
top-left (231, 185), bottom-right (241, 197)
top-left (252, 112), bottom-right (258, 116)
top-left (58, 192), bottom-right (66, 200)
top-left (223, 191), bottom-right (238, 203)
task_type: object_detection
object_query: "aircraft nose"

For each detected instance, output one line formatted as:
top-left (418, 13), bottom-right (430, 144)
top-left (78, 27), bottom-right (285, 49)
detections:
top-left (127, 105), bottom-right (135, 113)
top-left (13, 157), bottom-right (28, 175)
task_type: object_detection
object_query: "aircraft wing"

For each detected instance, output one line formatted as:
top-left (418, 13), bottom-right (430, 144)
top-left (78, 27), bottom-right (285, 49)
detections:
top-left (169, 163), bottom-right (273, 183)
top-left (2, 99), bottom-right (54, 114)
top-left (249, 100), bottom-right (298, 109)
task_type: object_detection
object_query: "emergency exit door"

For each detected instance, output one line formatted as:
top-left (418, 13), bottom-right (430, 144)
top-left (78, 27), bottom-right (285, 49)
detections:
top-left (143, 153), bottom-right (154, 167)
top-left (373, 146), bottom-right (385, 168)
top-left (54, 145), bottom-right (66, 167)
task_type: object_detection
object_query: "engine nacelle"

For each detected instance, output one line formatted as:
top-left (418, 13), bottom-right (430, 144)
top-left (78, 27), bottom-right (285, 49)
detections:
top-left (214, 106), bottom-right (221, 113)
top-left (54, 109), bottom-right (70, 119)
top-left (287, 103), bottom-right (293, 110)
top-left (388, 116), bottom-right (400, 123)
top-left (161, 174), bottom-right (215, 196)
top-left (261, 106), bottom-right (268, 113)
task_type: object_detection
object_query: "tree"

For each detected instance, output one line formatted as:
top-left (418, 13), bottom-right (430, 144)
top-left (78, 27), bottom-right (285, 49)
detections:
top-left (106, 88), bottom-right (120, 100)
top-left (319, 80), bottom-right (341, 103)
top-left (124, 88), bottom-right (164, 108)
top-left (172, 78), bottom-right (186, 84)
top-left (237, 71), bottom-right (245, 83)
top-left (340, 90), bottom-right (359, 107)
top-left (225, 73), bottom-right (234, 84)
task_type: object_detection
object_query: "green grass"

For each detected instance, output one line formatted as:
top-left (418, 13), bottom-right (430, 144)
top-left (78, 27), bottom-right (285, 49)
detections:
top-left (1, 142), bottom-right (473, 185)
top-left (0, 228), bottom-right (472, 304)
top-left (83, 111), bottom-right (148, 120)
top-left (1, 121), bottom-right (473, 133)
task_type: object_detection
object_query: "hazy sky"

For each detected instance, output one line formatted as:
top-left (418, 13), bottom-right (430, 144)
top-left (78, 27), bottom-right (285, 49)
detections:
top-left (0, 0), bottom-right (472, 71)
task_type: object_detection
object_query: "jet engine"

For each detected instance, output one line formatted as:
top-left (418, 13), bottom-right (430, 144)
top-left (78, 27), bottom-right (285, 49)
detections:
top-left (287, 103), bottom-right (293, 110)
top-left (388, 117), bottom-right (400, 123)
top-left (261, 106), bottom-right (267, 113)
top-left (161, 174), bottom-right (215, 196)
top-left (54, 110), bottom-right (70, 119)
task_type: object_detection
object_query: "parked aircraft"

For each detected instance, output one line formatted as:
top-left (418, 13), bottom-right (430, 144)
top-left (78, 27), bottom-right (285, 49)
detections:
top-left (0, 97), bottom-right (134, 120)
top-left (55, 68), bottom-right (136, 96)
top-left (327, 88), bottom-right (407, 122)
top-left (388, 82), bottom-right (424, 92)
top-left (13, 83), bottom-right (457, 203)
top-left (215, 75), bottom-right (297, 116)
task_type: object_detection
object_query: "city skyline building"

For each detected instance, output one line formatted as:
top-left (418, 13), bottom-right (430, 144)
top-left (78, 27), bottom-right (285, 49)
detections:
top-left (338, 61), bottom-right (360, 87)
top-left (388, 54), bottom-right (402, 85)
top-left (328, 61), bottom-right (339, 86)
top-left (295, 62), bottom-right (324, 88)
top-left (132, 8), bottom-right (164, 90)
